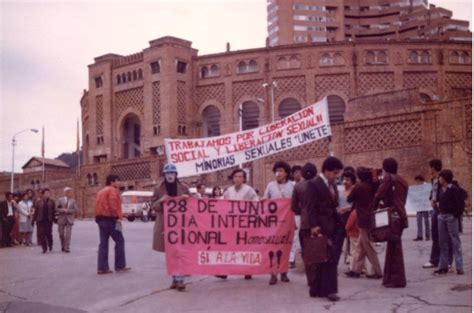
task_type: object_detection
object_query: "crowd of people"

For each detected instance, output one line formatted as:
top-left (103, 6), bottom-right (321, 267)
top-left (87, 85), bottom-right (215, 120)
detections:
top-left (0, 187), bottom-right (77, 253)
top-left (1, 156), bottom-right (466, 302)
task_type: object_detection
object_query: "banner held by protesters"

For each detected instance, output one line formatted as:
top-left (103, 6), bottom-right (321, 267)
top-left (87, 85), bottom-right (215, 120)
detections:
top-left (165, 97), bottom-right (331, 178)
top-left (164, 197), bottom-right (295, 276)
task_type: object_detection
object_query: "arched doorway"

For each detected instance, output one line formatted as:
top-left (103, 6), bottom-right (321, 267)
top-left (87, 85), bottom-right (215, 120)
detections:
top-left (279, 98), bottom-right (302, 119)
top-left (327, 95), bottom-right (346, 124)
top-left (202, 105), bottom-right (221, 137)
top-left (121, 113), bottom-right (141, 159)
top-left (241, 101), bottom-right (260, 130)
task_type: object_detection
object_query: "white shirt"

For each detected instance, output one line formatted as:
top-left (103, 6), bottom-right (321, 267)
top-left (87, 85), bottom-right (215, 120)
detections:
top-left (263, 180), bottom-right (294, 199)
top-left (7, 202), bottom-right (13, 216)
top-left (223, 184), bottom-right (259, 201)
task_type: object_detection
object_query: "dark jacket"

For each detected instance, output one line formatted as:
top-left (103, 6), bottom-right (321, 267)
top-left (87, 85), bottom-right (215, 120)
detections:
top-left (33, 198), bottom-right (56, 223)
top-left (291, 180), bottom-right (311, 230)
top-left (347, 181), bottom-right (375, 229)
top-left (438, 184), bottom-right (461, 216)
top-left (374, 174), bottom-right (409, 229)
top-left (305, 176), bottom-right (340, 238)
top-left (0, 200), bottom-right (9, 219)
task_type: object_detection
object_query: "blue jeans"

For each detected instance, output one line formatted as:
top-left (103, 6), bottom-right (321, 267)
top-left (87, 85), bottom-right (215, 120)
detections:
top-left (416, 211), bottom-right (430, 239)
top-left (173, 275), bottom-right (184, 282)
top-left (97, 219), bottom-right (126, 271)
top-left (438, 214), bottom-right (463, 271)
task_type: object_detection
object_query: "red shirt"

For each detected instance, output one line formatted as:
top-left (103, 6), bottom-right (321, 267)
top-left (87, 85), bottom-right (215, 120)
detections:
top-left (94, 186), bottom-right (122, 219)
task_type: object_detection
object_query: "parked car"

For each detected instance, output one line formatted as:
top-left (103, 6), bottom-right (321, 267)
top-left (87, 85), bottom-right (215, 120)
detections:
top-left (121, 191), bottom-right (154, 222)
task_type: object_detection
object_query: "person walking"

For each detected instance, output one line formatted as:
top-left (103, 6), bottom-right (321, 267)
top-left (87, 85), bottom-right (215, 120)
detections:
top-left (305, 156), bottom-right (344, 301)
top-left (33, 189), bottom-right (56, 253)
top-left (433, 170), bottom-right (464, 276)
top-left (18, 191), bottom-right (34, 246)
top-left (95, 175), bottom-right (131, 274)
top-left (56, 187), bottom-right (77, 253)
top-left (374, 158), bottom-right (409, 288)
top-left (345, 167), bottom-right (383, 279)
top-left (152, 163), bottom-right (190, 291)
top-left (264, 161), bottom-right (294, 285)
top-left (217, 168), bottom-right (259, 280)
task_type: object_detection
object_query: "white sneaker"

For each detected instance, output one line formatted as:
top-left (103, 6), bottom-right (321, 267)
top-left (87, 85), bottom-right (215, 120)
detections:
top-left (422, 262), bottom-right (436, 268)
top-left (448, 265), bottom-right (454, 273)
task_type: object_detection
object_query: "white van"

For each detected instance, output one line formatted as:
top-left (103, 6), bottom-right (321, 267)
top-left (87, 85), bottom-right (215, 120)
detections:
top-left (121, 191), bottom-right (154, 220)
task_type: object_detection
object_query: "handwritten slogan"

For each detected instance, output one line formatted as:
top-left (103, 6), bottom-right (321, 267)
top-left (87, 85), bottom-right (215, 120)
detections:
top-left (164, 198), bottom-right (295, 275)
top-left (405, 183), bottom-right (432, 214)
top-left (165, 98), bottom-right (331, 177)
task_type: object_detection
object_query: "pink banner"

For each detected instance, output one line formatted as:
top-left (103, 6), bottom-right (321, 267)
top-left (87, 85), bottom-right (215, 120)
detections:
top-left (164, 197), bottom-right (295, 275)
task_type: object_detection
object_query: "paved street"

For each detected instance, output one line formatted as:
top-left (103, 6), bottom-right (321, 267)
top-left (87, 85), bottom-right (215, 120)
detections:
top-left (0, 217), bottom-right (471, 313)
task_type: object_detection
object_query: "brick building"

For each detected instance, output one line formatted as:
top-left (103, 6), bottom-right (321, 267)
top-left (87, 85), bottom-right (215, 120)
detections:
top-left (267, 0), bottom-right (472, 46)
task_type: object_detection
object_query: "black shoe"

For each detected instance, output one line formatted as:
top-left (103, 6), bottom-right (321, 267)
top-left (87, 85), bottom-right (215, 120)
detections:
top-left (269, 274), bottom-right (278, 285)
top-left (327, 294), bottom-right (340, 302)
top-left (425, 237), bottom-right (431, 241)
top-left (244, 275), bottom-right (252, 280)
top-left (170, 280), bottom-right (178, 289)
top-left (413, 237), bottom-right (423, 241)
top-left (97, 270), bottom-right (113, 275)
top-left (61, 247), bottom-right (65, 252)
top-left (42, 250), bottom-right (47, 254)
top-left (65, 249), bottom-right (70, 253)
top-left (49, 247), bottom-right (52, 251)
top-left (176, 281), bottom-right (186, 291)
top-left (280, 273), bottom-right (290, 282)
top-left (384, 283), bottom-right (406, 288)
top-left (366, 274), bottom-right (383, 279)
top-left (433, 269), bottom-right (448, 276)
top-left (289, 261), bottom-right (296, 269)
top-left (215, 275), bottom-right (228, 279)
top-left (457, 270), bottom-right (464, 275)
top-left (344, 271), bottom-right (360, 278)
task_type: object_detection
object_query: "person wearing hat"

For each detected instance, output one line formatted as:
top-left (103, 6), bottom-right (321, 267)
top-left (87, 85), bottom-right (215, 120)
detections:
top-left (56, 187), bottom-right (77, 253)
top-left (152, 163), bottom-right (190, 291)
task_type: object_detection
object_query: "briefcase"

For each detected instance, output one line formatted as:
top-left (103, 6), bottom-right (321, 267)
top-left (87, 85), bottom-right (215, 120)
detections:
top-left (369, 207), bottom-right (402, 242)
top-left (303, 235), bottom-right (328, 265)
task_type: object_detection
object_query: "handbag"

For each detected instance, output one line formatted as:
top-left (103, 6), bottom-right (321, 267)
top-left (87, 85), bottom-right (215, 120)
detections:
top-left (303, 235), bottom-right (329, 265)
top-left (369, 207), bottom-right (402, 242)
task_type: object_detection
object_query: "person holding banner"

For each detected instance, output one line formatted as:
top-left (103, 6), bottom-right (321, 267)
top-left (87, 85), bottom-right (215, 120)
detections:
top-left (413, 175), bottom-right (431, 241)
top-left (216, 168), bottom-right (259, 280)
top-left (151, 163), bottom-right (190, 291)
top-left (263, 161), bottom-right (294, 285)
top-left (305, 156), bottom-right (344, 301)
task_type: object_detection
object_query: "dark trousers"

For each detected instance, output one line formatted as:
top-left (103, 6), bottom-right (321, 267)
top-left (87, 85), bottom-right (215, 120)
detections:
top-left (97, 219), bottom-right (126, 271)
top-left (1, 217), bottom-right (14, 246)
top-left (333, 212), bottom-right (349, 265)
top-left (383, 231), bottom-right (406, 287)
top-left (37, 221), bottom-right (53, 252)
top-left (429, 208), bottom-right (453, 266)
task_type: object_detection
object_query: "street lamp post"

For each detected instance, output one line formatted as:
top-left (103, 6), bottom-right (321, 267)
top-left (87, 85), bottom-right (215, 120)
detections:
top-left (262, 81), bottom-right (277, 122)
top-left (10, 129), bottom-right (39, 192)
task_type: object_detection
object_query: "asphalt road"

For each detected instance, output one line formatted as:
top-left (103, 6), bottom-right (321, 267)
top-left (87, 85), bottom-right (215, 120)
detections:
top-left (0, 217), bottom-right (471, 313)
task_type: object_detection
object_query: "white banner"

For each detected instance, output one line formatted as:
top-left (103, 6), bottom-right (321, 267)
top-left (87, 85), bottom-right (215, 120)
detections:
top-left (405, 183), bottom-right (432, 214)
top-left (165, 97), bottom-right (331, 178)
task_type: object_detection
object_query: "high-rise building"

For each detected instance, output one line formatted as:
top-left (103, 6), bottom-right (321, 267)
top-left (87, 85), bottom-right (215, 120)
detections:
top-left (267, 0), bottom-right (471, 46)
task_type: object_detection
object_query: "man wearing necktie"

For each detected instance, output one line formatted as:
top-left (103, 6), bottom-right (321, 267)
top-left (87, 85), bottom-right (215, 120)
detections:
top-left (56, 187), bottom-right (77, 253)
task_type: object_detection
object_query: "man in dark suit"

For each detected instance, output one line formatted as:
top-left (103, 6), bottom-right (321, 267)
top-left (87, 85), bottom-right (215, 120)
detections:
top-left (0, 192), bottom-right (16, 247)
top-left (33, 188), bottom-right (56, 253)
top-left (305, 156), bottom-right (344, 301)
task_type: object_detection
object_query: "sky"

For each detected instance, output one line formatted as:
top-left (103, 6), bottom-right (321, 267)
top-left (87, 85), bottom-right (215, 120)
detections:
top-left (0, 0), bottom-right (471, 172)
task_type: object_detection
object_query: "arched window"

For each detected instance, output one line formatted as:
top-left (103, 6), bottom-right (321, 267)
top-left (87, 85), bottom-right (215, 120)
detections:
top-left (376, 51), bottom-right (388, 64)
top-left (420, 51), bottom-right (430, 64)
top-left (201, 66), bottom-right (209, 78)
top-left (459, 51), bottom-right (469, 64)
top-left (210, 65), bottom-right (219, 76)
top-left (121, 73), bottom-right (126, 83)
top-left (279, 98), bottom-right (302, 119)
top-left (238, 61), bottom-right (247, 73)
top-left (367, 51), bottom-right (376, 64)
top-left (449, 51), bottom-right (459, 64)
top-left (241, 101), bottom-right (260, 130)
top-left (327, 95), bottom-right (346, 123)
top-left (409, 51), bottom-right (419, 63)
top-left (277, 57), bottom-right (289, 69)
top-left (138, 69), bottom-right (143, 79)
top-left (117, 75), bottom-right (121, 84)
top-left (289, 55), bottom-right (301, 68)
top-left (133, 70), bottom-right (137, 80)
top-left (127, 72), bottom-right (132, 82)
top-left (202, 105), bottom-right (221, 137)
top-left (248, 60), bottom-right (257, 72)
top-left (320, 53), bottom-right (333, 65)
